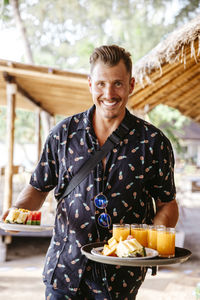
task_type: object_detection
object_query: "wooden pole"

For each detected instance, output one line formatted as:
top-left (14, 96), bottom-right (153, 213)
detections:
top-left (36, 108), bottom-right (41, 162)
top-left (3, 82), bottom-right (17, 211)
top-left (48, 114), bottom-right (56, 213)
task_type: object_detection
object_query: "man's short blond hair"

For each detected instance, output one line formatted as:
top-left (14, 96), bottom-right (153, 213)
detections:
top-left (89, 45), bottom-right (132, 77)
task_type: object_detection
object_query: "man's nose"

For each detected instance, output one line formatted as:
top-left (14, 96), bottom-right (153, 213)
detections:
top-left (104, 85), bottom-right (115, 99)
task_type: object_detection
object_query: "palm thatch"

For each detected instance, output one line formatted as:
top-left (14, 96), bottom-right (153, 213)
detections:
top-left (128, 15), bottom-right (200, 123)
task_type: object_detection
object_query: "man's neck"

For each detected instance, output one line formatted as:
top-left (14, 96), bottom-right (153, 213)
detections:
top-left (93, 111), bottom-right (125, 146)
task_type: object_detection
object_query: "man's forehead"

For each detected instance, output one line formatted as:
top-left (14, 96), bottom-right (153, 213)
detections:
top-left (90, 61), bottom-right (129, 79)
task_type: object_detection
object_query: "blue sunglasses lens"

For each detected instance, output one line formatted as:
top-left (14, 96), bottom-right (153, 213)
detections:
top-left (94, 194), bottom-right (108, 209)
top-left (98, 213), bottom-right (112, 228)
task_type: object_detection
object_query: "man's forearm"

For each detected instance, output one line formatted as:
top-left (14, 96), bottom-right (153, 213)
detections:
top-left (13, 184), bottom-right (49, 211)
top-left (153, 199), bottom-right (179, 227)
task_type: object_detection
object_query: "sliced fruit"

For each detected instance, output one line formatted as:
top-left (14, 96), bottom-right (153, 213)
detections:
top-left (108, 237), bottom-right (118, 247)
top-left (102, 244), bottom-right (118, 256)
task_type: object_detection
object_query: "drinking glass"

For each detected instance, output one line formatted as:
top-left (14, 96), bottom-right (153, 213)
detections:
top-left (147, 225), bottom-right (157, 250)
top-left (130, 224), bottom-right (148, 247)
top-left (157, 227), bottom-right (176, 258)
top-left (112, 224), bottom-right (130, 242)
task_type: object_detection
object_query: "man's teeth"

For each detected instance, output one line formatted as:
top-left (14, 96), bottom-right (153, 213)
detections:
top-left (103, 101), bottom-right (117, 106)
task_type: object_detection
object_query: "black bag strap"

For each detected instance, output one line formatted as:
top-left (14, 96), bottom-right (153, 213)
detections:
top-left (57, 113), bottom-right (133, 207)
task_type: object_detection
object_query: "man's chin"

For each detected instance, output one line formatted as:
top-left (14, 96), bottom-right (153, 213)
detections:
top-left (103, 112), bottom-right (119, 120)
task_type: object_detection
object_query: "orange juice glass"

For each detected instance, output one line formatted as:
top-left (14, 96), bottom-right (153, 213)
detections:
top-left (131, 224), bottom-right (148, 247)
top-left (147, 225), bottom-right (157, 250)
top-left (112, 224), bottom-right (130, 242)
top-left (157, 227), bottom-right (175, 258)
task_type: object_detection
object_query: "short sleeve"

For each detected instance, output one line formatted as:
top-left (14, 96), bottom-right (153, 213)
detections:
top-left (146, 134), bottom-right (176, 203)
top-left (30, 133), bottom-right (59, 192)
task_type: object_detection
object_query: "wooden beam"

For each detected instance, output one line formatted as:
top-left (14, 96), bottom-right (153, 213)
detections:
top-left (3, 81), bottom-right (16, 211)
top-left (0, 65), bottom-right (88, 87)
top-left (183, 98), bottom-right (200, 117)
top-left (169, 79), bottom-right (200, 109)
top-left (36, 108), bottom-right (42, 162)
top-left (3, 72), bottom-right (53, 116)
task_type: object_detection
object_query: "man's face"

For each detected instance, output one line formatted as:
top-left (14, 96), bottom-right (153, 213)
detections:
top-left (88, 60), bottom-right (135, 121)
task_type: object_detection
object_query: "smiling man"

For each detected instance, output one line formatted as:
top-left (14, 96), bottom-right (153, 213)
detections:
top-left (88, 48), bottom-right (135, 148)
top-left (2, 45), bottom-right (178, 299)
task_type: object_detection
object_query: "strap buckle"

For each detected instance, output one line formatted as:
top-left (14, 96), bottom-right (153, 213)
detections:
top-left (108, 132), bottom-right (121, 145)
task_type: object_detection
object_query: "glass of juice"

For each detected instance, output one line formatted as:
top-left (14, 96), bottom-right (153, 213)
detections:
top-left (130, 224), bottom-right (148, 247)
top-left (147, 225), bottom-right (157, 250)
top-left (112, 224), bottom-right (130, 242)
top-left (157, 227), bottom-right (175, 258)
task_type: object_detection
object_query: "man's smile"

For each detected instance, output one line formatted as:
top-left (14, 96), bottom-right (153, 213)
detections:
top-left (100, 98), bottom-right (121, 108)
top-left (102, 101), bottom-right (117, 106)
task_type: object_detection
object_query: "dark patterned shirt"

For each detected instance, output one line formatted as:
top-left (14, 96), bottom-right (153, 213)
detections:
top-left (30, 105), bottom-right (176, 297)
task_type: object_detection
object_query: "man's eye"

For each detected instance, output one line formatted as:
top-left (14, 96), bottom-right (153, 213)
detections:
top-left (115, 81), bottom-right (122, 87)
top-left (97, 82), bottom-right (104, 87)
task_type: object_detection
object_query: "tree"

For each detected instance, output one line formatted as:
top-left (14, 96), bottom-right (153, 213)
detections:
top-left (148, 104), bottom-right (190, 154)
top-left (9, 0), bottom-right (33, 63)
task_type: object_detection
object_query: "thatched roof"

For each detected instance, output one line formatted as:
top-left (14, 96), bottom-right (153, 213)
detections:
top-left (129, 15), bottom-right (200, 123)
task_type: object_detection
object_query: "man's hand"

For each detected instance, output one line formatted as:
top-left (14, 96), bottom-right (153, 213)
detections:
top-left (1, 208), bottom-right (20, 233)
top-left (1, 209), bottom-right (10, 222)
top-left (1, 184), bottom-right (49, 233)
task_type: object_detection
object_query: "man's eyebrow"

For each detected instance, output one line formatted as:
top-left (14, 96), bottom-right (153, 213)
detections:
top-left (95, 80), bottom-right (104, 83)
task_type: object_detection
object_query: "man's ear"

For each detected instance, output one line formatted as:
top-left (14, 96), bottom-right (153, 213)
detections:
top-left (129, 77), bottom-right (135, 94)
top-left (88, 76), bottom-right (92, 93)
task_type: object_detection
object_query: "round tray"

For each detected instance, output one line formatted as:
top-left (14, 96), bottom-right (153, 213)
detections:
top-left (81, 242), bottom-right (192, 267)
top-left (0, 221), bottom-right (54, 232)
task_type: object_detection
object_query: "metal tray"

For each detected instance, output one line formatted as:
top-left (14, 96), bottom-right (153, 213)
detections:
top-left (81, 242), bottom-right (192, 267)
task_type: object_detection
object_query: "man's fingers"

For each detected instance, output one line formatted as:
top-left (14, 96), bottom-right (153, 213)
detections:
top-left (5, 230), bottom-right (19, 234)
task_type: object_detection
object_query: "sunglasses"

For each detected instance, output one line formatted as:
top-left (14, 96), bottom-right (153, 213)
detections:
top-left (94, 193), bottom-right (112, 228)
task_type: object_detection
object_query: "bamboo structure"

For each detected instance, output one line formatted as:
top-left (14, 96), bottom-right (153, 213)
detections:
top-left (3, 80), bottom-right (16, 211)
top-left (36, 107), bottom-right (42, 162)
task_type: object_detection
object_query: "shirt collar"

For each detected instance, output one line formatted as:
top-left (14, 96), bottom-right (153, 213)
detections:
top-left (76, 105), bottom-right (137, 136)
top-left (76, 105), bottom-right (95, 132)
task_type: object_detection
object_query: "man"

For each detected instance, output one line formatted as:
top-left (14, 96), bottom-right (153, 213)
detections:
top-left (2, 45), bottom-right (178, 299)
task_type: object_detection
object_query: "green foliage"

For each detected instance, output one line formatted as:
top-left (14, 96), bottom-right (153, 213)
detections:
top-left (0, 107), bottom-right (7, 141)
top-left (0, 107), bottom-right (36, 144)
top-left (148, 104), bottom-right (190, 153)
top-left (15, 109), bottom-right (36, 144)
top-left (174, 0), bottom-right (200, 25)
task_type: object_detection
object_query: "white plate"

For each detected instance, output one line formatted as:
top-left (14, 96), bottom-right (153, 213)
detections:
top-left (0, 221), bottom-right (54, 232)
top-left (91, 246), bottom-right (158, 260)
